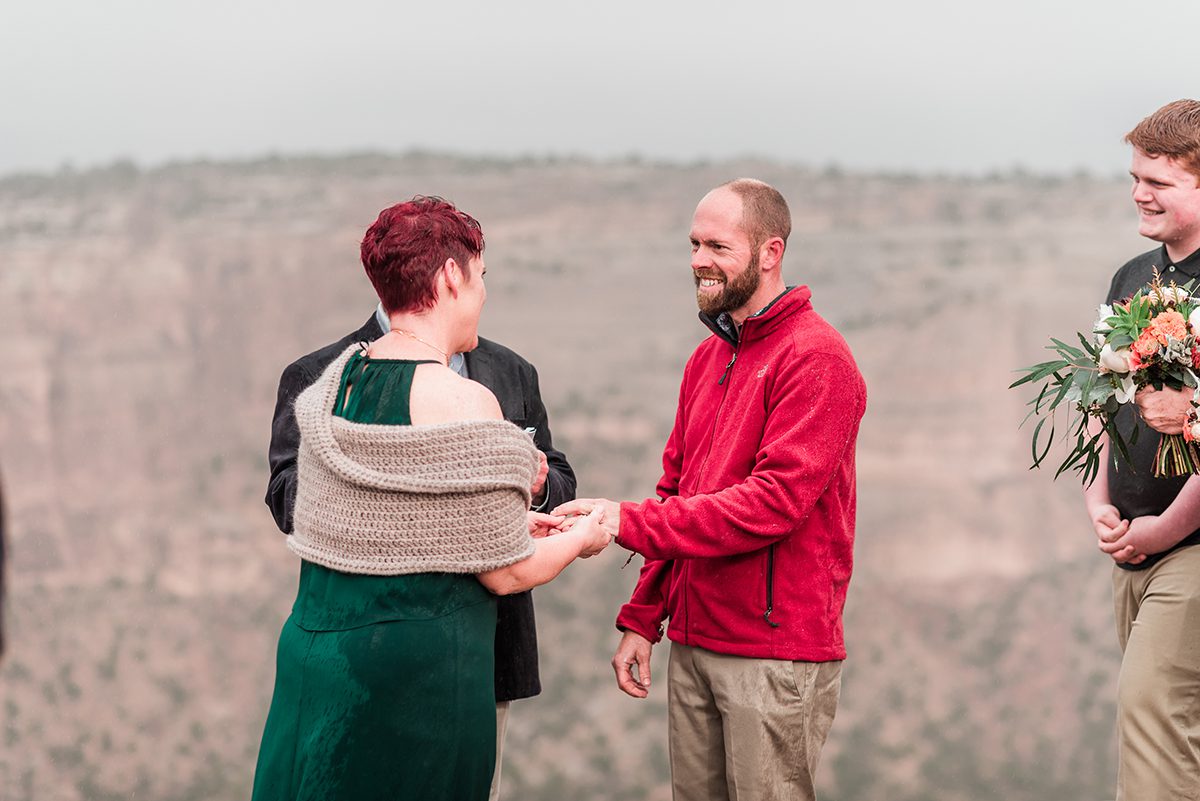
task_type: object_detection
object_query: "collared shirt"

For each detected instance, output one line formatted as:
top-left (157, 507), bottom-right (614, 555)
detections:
top-left (1161, 244), bottom-right (1200, 285)
top-left (1105, 244), bottom-right (1200, 570)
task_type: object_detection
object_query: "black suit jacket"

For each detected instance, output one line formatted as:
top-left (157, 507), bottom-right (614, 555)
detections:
top-left (265, 315), bottom-right (575, 701)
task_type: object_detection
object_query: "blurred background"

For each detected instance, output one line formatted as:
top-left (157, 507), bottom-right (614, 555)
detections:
top-left (2, 2), bottom-right (1198, 799)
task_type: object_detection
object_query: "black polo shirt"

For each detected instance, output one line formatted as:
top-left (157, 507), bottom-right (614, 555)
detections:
top-left (1105, 244), bottom-right (1200, 570)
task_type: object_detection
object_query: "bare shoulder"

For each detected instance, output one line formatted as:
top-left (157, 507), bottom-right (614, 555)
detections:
top-left (410, 365), bottom-right (502, 425)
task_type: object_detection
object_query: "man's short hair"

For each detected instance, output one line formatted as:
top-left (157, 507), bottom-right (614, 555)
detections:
top-left (360, 196), bottom-right (485, 314)
top-left (1126, 99), bottom-right (1200, 182)
top-left (720, 178), bottom-right (792, 251)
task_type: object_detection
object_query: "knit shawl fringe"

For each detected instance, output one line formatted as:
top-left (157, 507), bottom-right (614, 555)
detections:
top-left (289, 345), bottom-right (538, 576)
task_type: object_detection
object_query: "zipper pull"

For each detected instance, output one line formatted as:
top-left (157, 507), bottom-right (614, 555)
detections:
top-left (763, 544), bottom-right (780, 627)
top-left (718, 353), bottom-right (737, 385)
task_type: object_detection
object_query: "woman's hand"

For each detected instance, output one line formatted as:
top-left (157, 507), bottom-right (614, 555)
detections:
top-left (570, 507), bottom-right (612, 557)
top-left (527, 512), bottom-right (565, 538)
top-left (553, 498), bottom-right (621, 543)
top-left (478, 509), bottom-right (609, 596)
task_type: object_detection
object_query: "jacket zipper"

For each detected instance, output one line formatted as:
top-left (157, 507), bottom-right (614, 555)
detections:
top-left (718, 353), bottom-right (737, 385)
top-left (692, 297), bottom-right (795, 635)
top-left (681, 561), bottom-right (690, 645)
top-left (763, 544), bottom-right (780, 628)
top-left (684, 342), bottom-right (741, 645)
top-left (695, 342), bottom-right (739, 480)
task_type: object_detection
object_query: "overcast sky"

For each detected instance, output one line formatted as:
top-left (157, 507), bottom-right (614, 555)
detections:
top-left (2, 0), bottom-right (1196, 177)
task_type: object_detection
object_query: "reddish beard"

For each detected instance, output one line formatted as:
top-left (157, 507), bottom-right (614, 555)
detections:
top-left (695, 251), bottom-right (761, 317)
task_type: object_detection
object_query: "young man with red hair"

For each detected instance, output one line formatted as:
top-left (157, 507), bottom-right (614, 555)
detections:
top-left (265, 196), bottom-right (575, 801)
top-left (558, 179), bottom-right (866, 801)
top-left (1083, 99), bottom-right (1200, 799)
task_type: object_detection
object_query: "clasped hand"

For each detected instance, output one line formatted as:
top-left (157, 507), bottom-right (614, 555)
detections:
top-left (1091, 503), bottom-right (1146, 565)
top-left (1089, 503), bottom-right (1185, 565)
top-left (550, 498), bottom-right (622, 542)
top-left (526, 508), bottom-right (611, 557)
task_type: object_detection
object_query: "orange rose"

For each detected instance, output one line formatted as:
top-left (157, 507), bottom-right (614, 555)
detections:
top-left (1132, 329), bottom-right (1161, 359)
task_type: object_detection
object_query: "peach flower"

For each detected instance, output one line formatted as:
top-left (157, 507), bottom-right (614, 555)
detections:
top-left (1132, 329), bottom-right (1161, 360)
top-left (1149, 310), bottom-right (1188, 344)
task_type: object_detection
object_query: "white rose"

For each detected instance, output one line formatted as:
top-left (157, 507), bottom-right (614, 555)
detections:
top-left (1191, 422), bottom-right (1200, 442)
top-left (1188, 306), bottom-right (1200, 334)
top-left (1099, 344), bottom-right (1132, 374)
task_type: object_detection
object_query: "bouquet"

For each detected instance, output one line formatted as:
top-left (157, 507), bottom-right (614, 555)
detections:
top-left (1012, 272), bottom-right (1200, 485)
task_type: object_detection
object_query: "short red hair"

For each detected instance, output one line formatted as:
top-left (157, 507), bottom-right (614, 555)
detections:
top-left (1126, 99), bottom-right (1200, 182)
top-left (360, 196), bottom-right (485, 314)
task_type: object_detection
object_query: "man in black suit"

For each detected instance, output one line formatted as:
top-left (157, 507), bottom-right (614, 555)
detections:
top-left (265, 305), bottom-right (575, 800)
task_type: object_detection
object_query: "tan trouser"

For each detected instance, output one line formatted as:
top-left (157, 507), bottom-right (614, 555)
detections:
top-left (1113, 545), bottom-right (1200, 801)
top-left (667, 642), bottom-right (842, 801)
top-left (489, 701), bottom-right (510, 801)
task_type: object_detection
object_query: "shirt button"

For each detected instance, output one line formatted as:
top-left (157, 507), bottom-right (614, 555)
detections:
top-left (1169, 265), bottom-right (1177, 272)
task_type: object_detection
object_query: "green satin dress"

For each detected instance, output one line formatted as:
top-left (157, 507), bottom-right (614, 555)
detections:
top-left (252, 354), bottom-right (499, 801)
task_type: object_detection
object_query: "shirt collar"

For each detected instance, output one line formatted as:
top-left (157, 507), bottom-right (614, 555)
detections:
top-left (1162, 244), bottom-right (1200, 279)
top-left (374, 302), bottom-right (389, 335)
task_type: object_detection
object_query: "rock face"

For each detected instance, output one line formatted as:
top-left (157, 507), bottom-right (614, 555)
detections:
top-left (0, 154), bottom-right (1144, 800)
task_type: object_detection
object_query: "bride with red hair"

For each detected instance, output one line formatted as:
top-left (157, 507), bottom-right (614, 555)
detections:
top-left (252, 196), bottom-right (609, 800)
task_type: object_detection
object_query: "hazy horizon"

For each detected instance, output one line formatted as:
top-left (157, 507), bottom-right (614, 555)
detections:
top-left (0, 145), bottom-right (1143, 183)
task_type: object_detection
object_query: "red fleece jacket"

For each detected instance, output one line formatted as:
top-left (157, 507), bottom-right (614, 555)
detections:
top-left (615, 286), bottom-right (866, 661)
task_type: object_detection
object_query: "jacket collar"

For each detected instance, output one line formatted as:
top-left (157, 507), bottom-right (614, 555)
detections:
top-left (699, 286), bottom-right (812, 347)
top-left (463, 341), bottom-right (493, 385)
top-left (360, 313), bottom-right (386, 343)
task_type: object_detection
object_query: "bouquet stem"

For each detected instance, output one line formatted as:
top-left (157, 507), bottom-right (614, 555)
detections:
top-left (1153, 434), bottom-right (1200, 478)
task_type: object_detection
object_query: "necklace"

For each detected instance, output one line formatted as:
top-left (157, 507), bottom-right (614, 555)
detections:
top-left (390, 329), bottom-right (449, 364)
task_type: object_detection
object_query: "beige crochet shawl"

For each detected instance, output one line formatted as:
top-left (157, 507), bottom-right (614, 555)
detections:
top-left (289, 345), bottom-right (539, 576)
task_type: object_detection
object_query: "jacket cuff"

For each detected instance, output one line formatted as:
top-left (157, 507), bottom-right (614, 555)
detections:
top-left (616, 606), bottom-right (664, 644)
top-left (616, 500), bottom-right (649, 553)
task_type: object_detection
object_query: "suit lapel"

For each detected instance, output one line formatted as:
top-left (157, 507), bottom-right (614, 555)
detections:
top-left (464, 346), bottom-right (496, 391)
top-left (466, 341), bottom-right (523, 422)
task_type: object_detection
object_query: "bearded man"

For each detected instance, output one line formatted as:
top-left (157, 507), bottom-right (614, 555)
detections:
top-left (556, 179), bottom-right (866, 801)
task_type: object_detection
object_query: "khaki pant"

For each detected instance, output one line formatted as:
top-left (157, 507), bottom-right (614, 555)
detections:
top-left (489, 701), bottom-right (510, 801)
top-left (1113, 545), bottom-right (1200, 801)
top-left (667, 642), bottom-right (842, 801)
